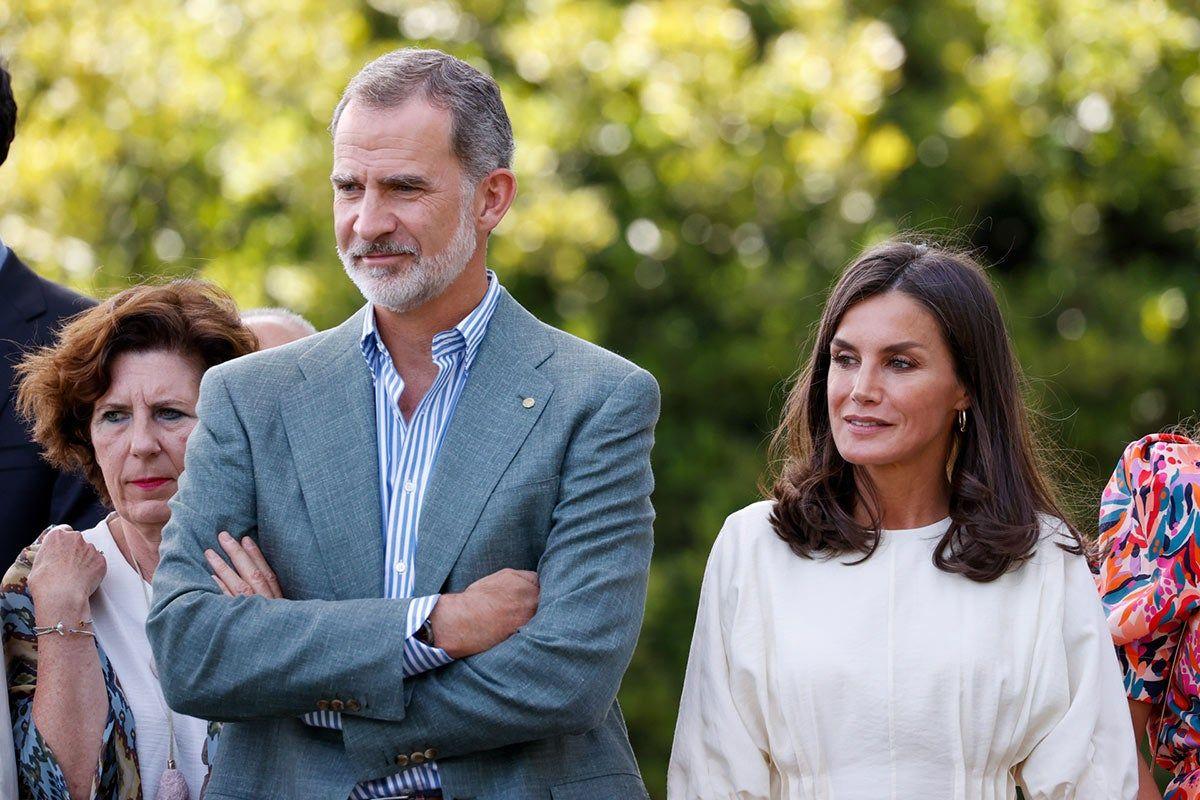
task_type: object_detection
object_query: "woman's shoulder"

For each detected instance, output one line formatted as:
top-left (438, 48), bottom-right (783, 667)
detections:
top-left (708, 500), bottom-right (792, 568)
top-left (1102, 432), bottom-right (1200, 511)
top-left (1100, 432), bottom-right (1200, 551)
top-left (723, 499), bottom-right (777, 527)
top-left (1028, 514), bottom-right (1085, 566)
top-left (1034, 513), bottom-right (1075, 546)
top-left (78, 518), bottom-right (114, 549)
top-left (717, 500), bottom-right (779, 540)
top-left (1113, 432), bottom-right (1200, 472)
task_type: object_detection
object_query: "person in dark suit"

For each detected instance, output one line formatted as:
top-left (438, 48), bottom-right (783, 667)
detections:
top-left (0, 58), bottom-right (104, 565)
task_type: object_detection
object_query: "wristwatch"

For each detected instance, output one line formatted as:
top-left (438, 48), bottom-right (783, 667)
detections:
top-left (415, 618), bottom-right (435, 647)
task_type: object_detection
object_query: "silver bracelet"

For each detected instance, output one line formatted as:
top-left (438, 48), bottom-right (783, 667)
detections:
top-left (33, 619), bottom-right (96, 638)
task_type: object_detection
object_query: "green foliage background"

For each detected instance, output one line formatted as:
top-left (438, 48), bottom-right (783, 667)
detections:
top-left (3, 0), bottom-right (1199, 795)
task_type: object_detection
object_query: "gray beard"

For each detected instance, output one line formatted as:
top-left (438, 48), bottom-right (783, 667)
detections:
top-left (339, 199), bottom-right (478, 314)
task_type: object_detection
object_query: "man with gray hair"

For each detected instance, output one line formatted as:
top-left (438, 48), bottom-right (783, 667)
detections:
top-left (149, 48), bottom-right (658, 800)
top-left (242, 306), bottom-right (319, 349)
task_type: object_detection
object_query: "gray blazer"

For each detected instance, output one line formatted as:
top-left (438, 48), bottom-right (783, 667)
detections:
top-left (147, 290), bottom-right (660, 800)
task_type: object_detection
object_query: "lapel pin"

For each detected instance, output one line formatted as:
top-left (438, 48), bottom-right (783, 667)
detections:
top-left (522, 397), bottom-right (536, 409)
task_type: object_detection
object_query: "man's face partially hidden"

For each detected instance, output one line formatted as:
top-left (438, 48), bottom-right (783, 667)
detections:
top-left (331, 97), bottom-right (479, 313)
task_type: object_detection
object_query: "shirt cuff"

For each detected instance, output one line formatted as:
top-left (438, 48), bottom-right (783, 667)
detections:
top-left (301, 710), bottom-right (343, 729)
top-left (403, 594), bottom-right (454, 676)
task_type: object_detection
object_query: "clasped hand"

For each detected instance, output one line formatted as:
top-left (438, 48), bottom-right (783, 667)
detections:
top-left (206, 535), bottom-right (540, 658)
top-left (27, 525), bottom-right (106, 614)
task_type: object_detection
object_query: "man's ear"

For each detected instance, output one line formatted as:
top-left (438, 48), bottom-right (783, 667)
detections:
top-left (474, 168), bottom-right (517, 235)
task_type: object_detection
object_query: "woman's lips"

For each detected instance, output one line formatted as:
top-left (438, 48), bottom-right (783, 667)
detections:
top-left (130, 478), bottom-right (172, 490)
top-left (844, 418), bottom-right (893, 435)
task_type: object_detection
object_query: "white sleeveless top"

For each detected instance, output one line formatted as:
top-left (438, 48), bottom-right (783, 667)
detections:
top-left (83, 517), bottom-right (209, 796)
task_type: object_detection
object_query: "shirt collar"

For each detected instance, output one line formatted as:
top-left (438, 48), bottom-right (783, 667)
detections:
top-left (360, 269), bottom-right (501, 373)
top-left (0, 232), bottom-right (7, 272)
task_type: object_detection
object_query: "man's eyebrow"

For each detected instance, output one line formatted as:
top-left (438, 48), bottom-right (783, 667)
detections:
top-left (379, 174), bottom-right (430, 190)
top-left (331, 173), bottom-right (431, 190)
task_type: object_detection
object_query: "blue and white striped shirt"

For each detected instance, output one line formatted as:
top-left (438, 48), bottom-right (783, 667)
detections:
top-left (305, 271), bottom-right (502, 798)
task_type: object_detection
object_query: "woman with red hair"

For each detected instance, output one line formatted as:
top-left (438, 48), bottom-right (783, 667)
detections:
top-left (1, 280), bottom-right (278, 800)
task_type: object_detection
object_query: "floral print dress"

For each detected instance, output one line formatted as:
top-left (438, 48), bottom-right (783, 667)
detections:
top-left (1098, 433), bottom-right (1200, 798)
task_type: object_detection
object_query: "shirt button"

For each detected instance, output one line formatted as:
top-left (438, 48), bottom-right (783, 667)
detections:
top-left (394, 561), bottom-right (407, 574)
top-left (404, 480), bottom-right (416, 492)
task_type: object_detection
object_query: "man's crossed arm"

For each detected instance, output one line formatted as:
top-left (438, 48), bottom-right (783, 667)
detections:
top-left (148, 366), bottom-right (658, 779)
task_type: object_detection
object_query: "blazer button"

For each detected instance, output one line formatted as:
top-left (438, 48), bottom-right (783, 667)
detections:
top-left (424, 748), bottom-right (438, 760)
top-left (411, 751), bottom-right (426, 764)
top-left (346, 699), bottom-right (361, 712)
top-left (393, 754), bottom-right (409, 767)
top-left (316, 700), bottom-right (330, 711)
top-left (330, 699), bottom-right (345, 711)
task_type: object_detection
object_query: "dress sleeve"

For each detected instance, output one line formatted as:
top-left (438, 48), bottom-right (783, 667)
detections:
top-left (1, 537), bottom-right (139, 799)
top-left (667, 516), bottom-right (772, 800)
top-left (1097, 433), bottom-right (1200, 704)
top-left (1017, 547), bottom-right (1140, 799)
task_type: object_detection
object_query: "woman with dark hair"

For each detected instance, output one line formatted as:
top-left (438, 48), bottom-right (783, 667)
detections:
top-left (668, 240), bottom-right (1138, 799)
top-left (1, 280), bottom-right (281, 800)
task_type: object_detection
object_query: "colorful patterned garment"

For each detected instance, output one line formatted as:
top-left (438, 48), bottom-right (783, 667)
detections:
top-left (1098, 433), bottom-right (1200, 798)
top-left (1, 533), bottom-right (219, 800)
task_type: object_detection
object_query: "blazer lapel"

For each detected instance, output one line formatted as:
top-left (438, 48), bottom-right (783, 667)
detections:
top-left (282, 309), bottom-right (384, 600)
top-left (414, 292), bottom-right (554, 595)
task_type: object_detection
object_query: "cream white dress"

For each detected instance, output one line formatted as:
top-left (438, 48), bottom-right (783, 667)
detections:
top-left (668, 501), bottom-right (1138, 800)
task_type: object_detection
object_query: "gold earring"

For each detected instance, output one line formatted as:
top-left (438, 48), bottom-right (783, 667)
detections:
top-left (957, 409), bottom-right (968, 432)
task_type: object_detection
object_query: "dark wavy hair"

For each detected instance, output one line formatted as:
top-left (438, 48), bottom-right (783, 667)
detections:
top-left (767, 239), bottom-right (1082, 582)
